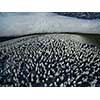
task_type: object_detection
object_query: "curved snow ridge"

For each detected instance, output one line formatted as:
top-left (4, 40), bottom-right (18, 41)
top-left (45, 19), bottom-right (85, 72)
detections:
top-left (0, 12), bottom-right (100, 36)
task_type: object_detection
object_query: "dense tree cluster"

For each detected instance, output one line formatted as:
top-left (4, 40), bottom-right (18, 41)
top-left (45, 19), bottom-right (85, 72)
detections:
top-left (55, 12), bottom-right (100, 19)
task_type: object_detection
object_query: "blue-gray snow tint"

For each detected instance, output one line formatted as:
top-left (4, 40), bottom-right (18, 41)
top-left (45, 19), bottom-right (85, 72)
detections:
top-left (0, 12), bottom-right (100, 36)
top-left (0, 12), bottom-right (100, 87)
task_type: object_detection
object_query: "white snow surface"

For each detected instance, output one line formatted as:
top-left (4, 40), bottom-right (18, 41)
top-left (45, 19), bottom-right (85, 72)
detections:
top-left (0, 12), bottom-right (100, 36)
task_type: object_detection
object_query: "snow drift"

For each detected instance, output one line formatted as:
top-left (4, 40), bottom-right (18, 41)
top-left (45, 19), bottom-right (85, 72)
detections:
top-left (0, 12), bottom-right (100, 36)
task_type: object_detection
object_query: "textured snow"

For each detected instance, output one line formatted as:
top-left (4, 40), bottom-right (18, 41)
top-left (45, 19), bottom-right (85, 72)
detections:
top-left (0, 34), bottom-right (100, 87)
top-left (0, 12), bottom-right (100, 36)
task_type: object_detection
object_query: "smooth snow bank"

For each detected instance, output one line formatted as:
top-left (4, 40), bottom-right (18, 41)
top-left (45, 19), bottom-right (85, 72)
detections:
top-left (0, 12), bottom-right (100, 36)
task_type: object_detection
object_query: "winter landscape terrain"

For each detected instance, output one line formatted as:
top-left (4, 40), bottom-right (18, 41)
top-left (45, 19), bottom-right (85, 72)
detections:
top-left (0, 12), bottom-right (100, 37)
top-left (0, 12), bottom-right (100, 87)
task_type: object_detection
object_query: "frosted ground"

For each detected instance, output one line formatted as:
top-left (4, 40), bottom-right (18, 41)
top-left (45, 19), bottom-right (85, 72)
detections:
top-left (0, 34), bottom-right (100, 87)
